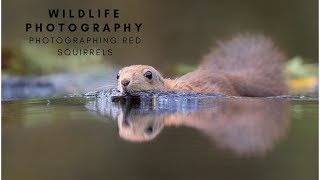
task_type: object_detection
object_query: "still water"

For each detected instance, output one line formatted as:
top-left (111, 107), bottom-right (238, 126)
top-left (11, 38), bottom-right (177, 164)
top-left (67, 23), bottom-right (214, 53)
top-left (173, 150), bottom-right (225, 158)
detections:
top-left (2, 95), bottom-right (318, 180)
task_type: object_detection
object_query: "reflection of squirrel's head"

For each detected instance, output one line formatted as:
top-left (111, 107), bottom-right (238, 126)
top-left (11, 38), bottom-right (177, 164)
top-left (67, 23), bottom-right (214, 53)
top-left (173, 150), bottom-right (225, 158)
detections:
top-left (117, 65), bottom-right (165, 93)
top-left (117, 111), bottom-right (165, 142)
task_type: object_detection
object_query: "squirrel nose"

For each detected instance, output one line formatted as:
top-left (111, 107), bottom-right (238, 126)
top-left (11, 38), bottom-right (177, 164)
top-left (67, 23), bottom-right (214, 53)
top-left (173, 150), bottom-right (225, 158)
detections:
top-left (121, 79), bottom-right (130, 87)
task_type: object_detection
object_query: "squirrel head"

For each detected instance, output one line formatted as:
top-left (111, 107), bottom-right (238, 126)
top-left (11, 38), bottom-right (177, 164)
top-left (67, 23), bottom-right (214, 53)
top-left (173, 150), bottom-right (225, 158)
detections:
top-left (117, 65), bottom-right (165, 93)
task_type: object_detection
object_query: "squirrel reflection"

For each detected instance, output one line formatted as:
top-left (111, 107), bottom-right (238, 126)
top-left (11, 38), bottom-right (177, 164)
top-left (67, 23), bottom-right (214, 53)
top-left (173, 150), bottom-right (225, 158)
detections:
top-left (117, 98), bottom-right (289, 156)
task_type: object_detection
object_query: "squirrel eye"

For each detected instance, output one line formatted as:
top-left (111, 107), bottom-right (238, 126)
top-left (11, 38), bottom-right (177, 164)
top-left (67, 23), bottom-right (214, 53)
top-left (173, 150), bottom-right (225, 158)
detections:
top-left (144, 71), bottom-right (152, 79)
top-left (145, 126), bottom-right (153, 135)
top-left (117, 74), bottom-right (119, 79)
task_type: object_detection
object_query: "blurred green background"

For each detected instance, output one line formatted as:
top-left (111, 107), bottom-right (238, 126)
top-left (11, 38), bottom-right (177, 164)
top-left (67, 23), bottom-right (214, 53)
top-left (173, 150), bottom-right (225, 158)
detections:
top-left (1, 0), bottom-right (318, 95)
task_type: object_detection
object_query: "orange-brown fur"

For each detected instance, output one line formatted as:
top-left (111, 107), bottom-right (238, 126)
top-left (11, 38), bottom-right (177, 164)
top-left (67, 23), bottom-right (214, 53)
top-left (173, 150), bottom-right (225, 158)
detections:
top-left (117, 34), bottom-right (288, 96)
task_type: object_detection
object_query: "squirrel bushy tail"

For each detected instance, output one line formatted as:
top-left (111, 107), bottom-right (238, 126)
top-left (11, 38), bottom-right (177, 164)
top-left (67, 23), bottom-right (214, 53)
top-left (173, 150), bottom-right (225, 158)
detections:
top-left (201, 34), bottom-right (288, 96)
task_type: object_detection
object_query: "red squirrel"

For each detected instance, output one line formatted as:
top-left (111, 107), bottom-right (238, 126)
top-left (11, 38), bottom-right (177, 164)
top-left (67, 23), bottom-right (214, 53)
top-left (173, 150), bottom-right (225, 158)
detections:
top-left (117, 34), bottom-right (288, 96)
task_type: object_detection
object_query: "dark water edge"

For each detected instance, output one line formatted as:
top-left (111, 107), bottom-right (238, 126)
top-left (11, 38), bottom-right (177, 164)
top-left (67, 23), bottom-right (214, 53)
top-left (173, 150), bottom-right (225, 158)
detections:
top-left (2, 68), bottom-right (319, 101)
top-left (1, 69), bottom-right (118, 100)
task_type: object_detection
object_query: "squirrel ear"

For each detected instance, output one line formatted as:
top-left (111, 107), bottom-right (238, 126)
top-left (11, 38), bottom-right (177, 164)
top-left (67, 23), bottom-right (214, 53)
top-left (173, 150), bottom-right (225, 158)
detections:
top-left (157, 74), bottom-right (164, 85)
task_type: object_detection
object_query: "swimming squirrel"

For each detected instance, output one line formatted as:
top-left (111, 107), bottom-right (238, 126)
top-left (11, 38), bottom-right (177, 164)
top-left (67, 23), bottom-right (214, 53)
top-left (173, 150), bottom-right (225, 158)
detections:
top-left (117, 34), bottom-right (288, 97)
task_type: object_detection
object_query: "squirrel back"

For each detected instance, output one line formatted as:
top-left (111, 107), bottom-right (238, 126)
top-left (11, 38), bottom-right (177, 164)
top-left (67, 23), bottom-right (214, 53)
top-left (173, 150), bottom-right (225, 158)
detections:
top-left (197, 34), bottom-right (288, 96)
top-left (117, 34), bottom-right (288, 96)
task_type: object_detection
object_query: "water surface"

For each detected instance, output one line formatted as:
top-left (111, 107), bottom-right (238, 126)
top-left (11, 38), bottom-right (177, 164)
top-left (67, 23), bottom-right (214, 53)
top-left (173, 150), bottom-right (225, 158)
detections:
top-left (2, 96), bottom-right (318, 180)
